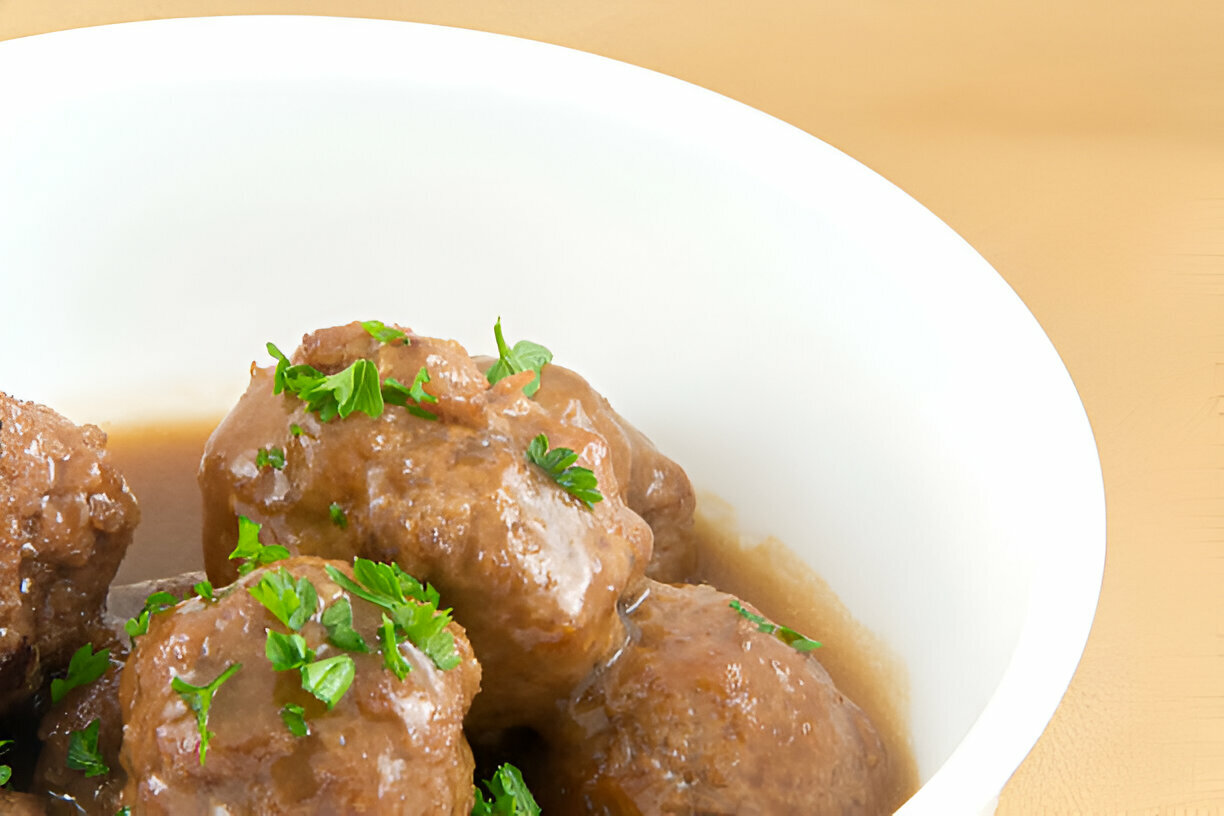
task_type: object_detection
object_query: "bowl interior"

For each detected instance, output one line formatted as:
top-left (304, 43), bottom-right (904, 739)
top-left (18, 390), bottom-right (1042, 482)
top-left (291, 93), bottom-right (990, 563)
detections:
top-left (0, 16), bottom-right (1104, 814)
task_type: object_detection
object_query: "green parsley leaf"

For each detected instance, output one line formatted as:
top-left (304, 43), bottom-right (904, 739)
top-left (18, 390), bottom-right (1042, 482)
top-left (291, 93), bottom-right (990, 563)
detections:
top-left (472, 763), bottom-right (541, 816)
top-left (310, 359), bottom-right (384, 422)
top-left (729, 600), bottom-right (822, 652)
top-left (123, 591), bottom-right (178, 644)
top-left (66, 719), bottom-right (109, 778)
top-left (0, 738), bottom-right (12, 787)
top-left (361, 320), bottom-right (407, 345)
top-left (328, 502), bottom-right (349, 530)
top-left (321, 598), bottom-right (370, 653)
top-left (265, 631), bottom-right (315, 672)
top-left (255, 446), bottom-right (286, 470)
top-left (171, 663), bottom-right (242, 765)
top-left (525, 433), bottom-right (603, 509)
top-left (115, 808), bottom-right (132, 816)
top-left (484, 318), bottom-right (553, 398)
top-left (194, 580), bottom-right (215, 601)
top-left (390, 600), bottom-right (462, 672)
top-left (326, 558), bottom-right (438, 610)
top-left (299, 655), bottom-right (355, 710)
top-left (382, 366), bottom-right (439, 421)
top-left (323, 560), bottom-right (458, 671)
top-left (280, 703), bottom-right (309, 738)
top-left (378, 614), bottom-right (412, 681)
top-left (51, 643), bottom-right (110, 704)
top-left (248, 568), bottom-right (318, 631)
top-left (267, 343), bottom-right (385, 422)
top-left (228, 516), bottom-right (291, 576)
top-left (289, 423), bottom-right (303, 437)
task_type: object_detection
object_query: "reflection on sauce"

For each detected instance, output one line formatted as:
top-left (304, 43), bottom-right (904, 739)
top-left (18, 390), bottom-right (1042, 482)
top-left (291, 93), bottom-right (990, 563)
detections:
top-left (103, 421), bottom-right (917, 811)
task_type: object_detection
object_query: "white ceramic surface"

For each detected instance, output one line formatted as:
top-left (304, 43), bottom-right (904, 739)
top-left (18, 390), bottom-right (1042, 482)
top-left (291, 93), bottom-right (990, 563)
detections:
top-left (0, 16), bottom-right (1104, 814)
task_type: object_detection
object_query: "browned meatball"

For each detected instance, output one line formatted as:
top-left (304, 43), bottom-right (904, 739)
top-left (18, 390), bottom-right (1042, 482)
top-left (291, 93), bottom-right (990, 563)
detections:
top-left (0, 393), bottom-right (139, 713)
top-left (34, 570), bottom-right (207, 816)
top-left (528, 363), bottom-right (697, 582)
top-left (199, 324), bottom-right (652, 729)
top-left (118, 556), bottom-right (480, 815)
top-left (33, 651), bottom-right (125, 816)
top-left (544, 581), bottom-right (891, 815)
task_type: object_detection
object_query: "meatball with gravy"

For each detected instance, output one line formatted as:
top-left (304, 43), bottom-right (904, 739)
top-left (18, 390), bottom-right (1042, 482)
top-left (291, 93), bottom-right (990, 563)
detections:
top-left (33, 646), bottom-right (126, 815)
top-left (117, 556), bottom-right (481, 815)
top-left (512, 363), bottom-right (697, 583)
top-left (199, 323), bottom-right (652, 730)
top-left (545, 581), bottom-right (891, 815)
top-left (0, 393), bottom-right (138, 713)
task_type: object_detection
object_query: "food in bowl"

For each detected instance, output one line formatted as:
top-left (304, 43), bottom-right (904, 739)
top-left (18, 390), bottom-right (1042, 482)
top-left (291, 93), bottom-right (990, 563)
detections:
top-left (0, 320), bottom-right (913, 814)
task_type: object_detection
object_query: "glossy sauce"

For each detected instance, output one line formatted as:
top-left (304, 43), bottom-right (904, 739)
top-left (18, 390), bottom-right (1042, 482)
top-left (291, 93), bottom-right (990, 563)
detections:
top-left (104, 421), bottom-right (918, 811)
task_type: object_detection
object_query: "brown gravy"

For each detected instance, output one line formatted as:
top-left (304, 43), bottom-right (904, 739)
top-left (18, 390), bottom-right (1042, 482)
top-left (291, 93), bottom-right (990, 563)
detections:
top-left (104, 421), bottom-right (918, 811)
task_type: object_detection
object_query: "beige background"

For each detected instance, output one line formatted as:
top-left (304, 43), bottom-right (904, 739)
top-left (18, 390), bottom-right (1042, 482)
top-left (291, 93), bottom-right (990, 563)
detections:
top-left (3, 2), bottom-right (1221, 813)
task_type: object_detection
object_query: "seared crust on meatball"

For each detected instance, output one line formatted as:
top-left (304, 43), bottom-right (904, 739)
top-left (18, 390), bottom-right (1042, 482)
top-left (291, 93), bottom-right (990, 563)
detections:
top-left (199, 324), bottom-right (652, 729)
top-left (118, 556), bottom-right (480, 815)
top-left (545, 581), bottom-right (891, 815)
top-left (529, 364), bottom-right (697, 583)
top-left (0, 393), bottom-right (138, 713)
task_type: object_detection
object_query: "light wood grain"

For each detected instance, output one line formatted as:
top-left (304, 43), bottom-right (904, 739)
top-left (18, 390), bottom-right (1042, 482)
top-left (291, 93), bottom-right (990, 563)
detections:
top-left (3, 2), bottom-right (1222, 811)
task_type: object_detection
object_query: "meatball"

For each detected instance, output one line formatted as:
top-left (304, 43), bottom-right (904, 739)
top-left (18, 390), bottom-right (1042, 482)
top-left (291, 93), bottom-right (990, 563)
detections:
top-left (118, 556), bottom-right (480, 815)
top-left (544, 581), bottom-right (891, 815)
top-left (33, 648), bottom-right (125, 816)
top-left (0, 392), bottom-right (138, 713)
top-left (199, 324), bottom-right (652, 729)
top-left (34, 571), bottom-right (208, 816)
top-left (528, 363), bottom-right (697, 582)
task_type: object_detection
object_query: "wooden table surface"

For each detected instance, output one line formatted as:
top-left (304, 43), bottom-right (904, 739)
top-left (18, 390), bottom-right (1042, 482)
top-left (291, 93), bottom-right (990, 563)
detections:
top-left (3, 2), bottom-right (1221, 812)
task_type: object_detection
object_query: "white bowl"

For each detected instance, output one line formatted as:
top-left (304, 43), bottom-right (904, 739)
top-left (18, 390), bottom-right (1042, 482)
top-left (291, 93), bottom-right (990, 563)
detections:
top-left (0, 16), bottom-right (1104, 814)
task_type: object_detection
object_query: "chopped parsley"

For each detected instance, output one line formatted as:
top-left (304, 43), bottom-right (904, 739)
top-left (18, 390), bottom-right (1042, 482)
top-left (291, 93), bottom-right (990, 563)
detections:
top-left (267, 343), bottom-right (385, 422)
top-left (328, 502), bottom-right (349, 530)
top-left (116, 808), bottom-right (132, 816)
top-left (484, 318), bottom-right (552, 398)
top-left (193, 580), bottom-right (215, 601)
top-left (123, 591), bottom-right (178, 644)
top-left (248, 568), bottom-right (318, 631)
top-left (300, 655), bottom-right (355, 710)
top-left (362, 320), bottom-right (407, 345)
top-left (324, 559), bottom-right (459, 672)
top-left (265, 631), bottom-right (315, 672)
top-left (729, 600), bottom-right (822, 652)
top-left (289, 423), bottom-right (303, 437)
top-left (326, 558), bottom-right (439, 610)
top-left (321, 598), bottom-right (370, 653)
top-left (228, 516), bottom-right (291, 576)
top-left (472, 763), bottom-right (541, 816)
top-left (382, 366), bottom-right (438, 421)
top-left (0, 739), bottom-right (11, 786)
top-left (389, 597), bottom-right (462, 672)
top-left (255, 446), bottom-right (286, 470)
top-left (378, 615), bottom-right (412, 681)
top-left (525, 433), bottom-right (603, 509)
top-left (171, 663), bottom-right (242, 765)
top-left (51, 643), bottom-right (110, 704)
top-left (280, 703), bottom-right (309, 737)
top-left (66, 719), bottom-right (109, 778)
